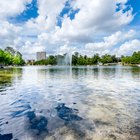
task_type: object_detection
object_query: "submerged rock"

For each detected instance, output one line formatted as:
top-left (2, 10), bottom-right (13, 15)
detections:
top-left (0, 133), bottom-right (13, 140)
top-left (26, 111), bottom-right (48, 135)
top-left (55, 103), bottom-right (82, 122)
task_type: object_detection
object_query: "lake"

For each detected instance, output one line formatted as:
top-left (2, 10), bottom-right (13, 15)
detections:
top-left (0, 66), bottom-right (140, 140)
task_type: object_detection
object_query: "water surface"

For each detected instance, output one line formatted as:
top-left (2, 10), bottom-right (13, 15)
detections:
top-left (0, 66), bottom-right (140, 140)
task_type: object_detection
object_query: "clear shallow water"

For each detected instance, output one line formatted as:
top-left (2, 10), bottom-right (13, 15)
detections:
top-left (0, 66), bottom-right (140, 140)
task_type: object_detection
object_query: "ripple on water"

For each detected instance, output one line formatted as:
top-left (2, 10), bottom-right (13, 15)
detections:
top-left (0, 66), bottom-right (140, 140)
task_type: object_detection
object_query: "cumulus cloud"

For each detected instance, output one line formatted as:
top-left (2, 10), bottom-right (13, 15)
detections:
top-left (0, 21), bottom-right (22, 49)
top-left (84, 30), bottom-right (136, 54)
top-left (57, 44), bottom-right (77, 55)
top-left (54, 0), bottom-right (134, 43)
top-left (25, 0), bottom-right (66, 31)
top-left (116, 39), bottom-right (140, 56)
top-left (0, 0), bottom-right (138, 59)
top-left (0, 0), bottom-right (32, 19)
top-left (18, 41), bottom-right (46, 59)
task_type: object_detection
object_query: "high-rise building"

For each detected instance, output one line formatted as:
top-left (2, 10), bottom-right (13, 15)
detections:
top-left (36, 52), bottom-right (46, 61)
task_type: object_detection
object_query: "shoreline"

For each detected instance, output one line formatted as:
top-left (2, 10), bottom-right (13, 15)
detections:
top-left (0, 63), bottom-right (140, 70)
top-left (122, 63), bottom-right (140, 67)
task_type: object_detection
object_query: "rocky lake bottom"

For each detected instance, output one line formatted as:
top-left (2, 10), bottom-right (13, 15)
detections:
top-left (0, 66), bottom-right (140, 140)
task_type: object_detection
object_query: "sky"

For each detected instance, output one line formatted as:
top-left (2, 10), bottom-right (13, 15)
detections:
top-left (0, 0), bottom-right (140, 59)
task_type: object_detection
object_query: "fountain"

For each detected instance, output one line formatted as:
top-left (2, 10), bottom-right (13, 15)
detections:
top-left (57, 53), bottom-right (72, 66)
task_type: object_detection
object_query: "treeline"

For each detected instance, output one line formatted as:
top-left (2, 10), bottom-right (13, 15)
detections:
top-left (72, 53), bottom-right (120, 65)
top-left (34, 52), bottom-right (121, 66)
top-left (34, 55), bottom-right (57, 65)
top-left (121, 51), bottom-right (140, 64)
top-left (34, 51), bottom-right (140, 66)
top-left (0, 47), bottom-right (25, 66)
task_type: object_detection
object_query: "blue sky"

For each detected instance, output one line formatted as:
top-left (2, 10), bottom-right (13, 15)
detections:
top-left (127, 0), bottom-right (140, 25)
top-left (0, 0), bottom-right (140, 59)
top-left (9, 0), bottom-right (140, 26)
top-left (9, 0), bottom-right (38, 23)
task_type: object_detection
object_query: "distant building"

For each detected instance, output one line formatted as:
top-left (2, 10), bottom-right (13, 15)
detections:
top-left (36, 52), bottom-right (46, 61)
top-left (27, 59), bottom-right (35, 65)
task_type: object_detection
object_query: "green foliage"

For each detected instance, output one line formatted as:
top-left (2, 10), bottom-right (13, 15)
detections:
top-left (121, 56), bottom-right (132, 64)
top-left (0, 47), bottom-right (25, 66)
top-left (72, 52), bottom-right (79, 65)
top-left (121, 51), bottom-right (140, 64)
top-left (4, 52), bottom-right (13, 65)
top-left (100, 54), bottom-right (113, 64)
top-left (33, 51), bottom-right (140, 66)
top-left (5, 47), bottom-right (16, 56)
top-left (72, 53), bottom-right (117, 65)
top-left (0, 49), bottom-right (5, 63)
top-left (34, 59), bottom-right (48, 65)
top-left (91, 54), bottom-right (100, 65)
top-left (12, 56), bottom-right (25, 65)
top-left (47, 55), bottom-right (57, 65)
top-left (34, 56), bottom-right (57, 65)
top-left (131, 51), bottom-right (140, 64)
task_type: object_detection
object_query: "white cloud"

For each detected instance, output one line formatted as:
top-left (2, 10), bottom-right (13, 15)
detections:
top-left (54, 0), bottom-right (134, 43)
top-left (0, 21), bottom-right (22, 49)
top-left (18, 41), bottom-right (46, 59)
top-left (25, 0), bottom-right (134, 43)
top-left (57, 44), bottom-right (76, 55)
top-left (0, 0), bottom-right (32, 19)
top-left (85, 30), bottom-right (136, 53)
top-left (0, 0), bottom-right (138, 59)
top-left (25, 0), bottom-right (66, 31)
top-left (116, 39), bottom-right (140, 56)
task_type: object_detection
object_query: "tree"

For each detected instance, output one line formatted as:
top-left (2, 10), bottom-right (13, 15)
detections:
top-left (0, 48), bottom-right (25, 66)
top-left (131, 51), bottom-right (140, 64)
top-left (4, 51), bottom-right (13, 65)
top-left (0, 49), bottom-right (4, 64)
top-left (121, 56), bottom-right (132, 64)
top-left (5, 46), bottom-right (16, 56)
top-left (78, 55), bottom-right (85, 65)
top-left (12, 56), bottom-right (25, 65)
top-left (111, 55), bottom-right (118, 63)
top-left (121, 51), bottom-right (140, 64)
top-left (48, 55), bottom-right (57, 65)
top-left (100, 54), bottom-right (113, 64)
top-left (91, 54), bottom-right (100, 64)
top-left (72, 52), bottom-right (79, 65)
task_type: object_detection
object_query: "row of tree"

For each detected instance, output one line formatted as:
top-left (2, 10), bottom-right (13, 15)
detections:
top-left (1, 47), bottom-right (138, 66)
top-left (121, 51), bottom-right (140, 64)
top-left (72, 53), bottom-right (120, 65)
top-left (34, 55), bottom-right (57, 65)
top-left (34, 53), bottom-right (120, 66)
top-left (0, 47), bottom-right (25, 66)
top-left (34, 51), bottom-right (140, 66)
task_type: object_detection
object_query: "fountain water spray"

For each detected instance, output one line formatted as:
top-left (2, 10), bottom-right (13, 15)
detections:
top-left (57, 53), bottom-right (72, 66)
top-left (57, 43), bottom-right (72, 66)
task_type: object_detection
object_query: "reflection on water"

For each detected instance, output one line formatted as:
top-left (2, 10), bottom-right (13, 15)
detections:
top-left (0, 66), bottom-right (140, 140)
top-left (26, 111), bottom-right (48, 137)
top-left (0, 133), bottom-right (13, 140)
top-left (0, 68), bottom-right (23, 94)
top-left (56, 103), bottom-right (82, 122)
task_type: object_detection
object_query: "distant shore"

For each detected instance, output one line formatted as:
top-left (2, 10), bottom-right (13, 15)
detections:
top-left (0, 63), bottom-right (140, 69)
top-left (122, 63), bottom-right (140, 67)
top-left (0, 65), bottom-right (23, 69)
